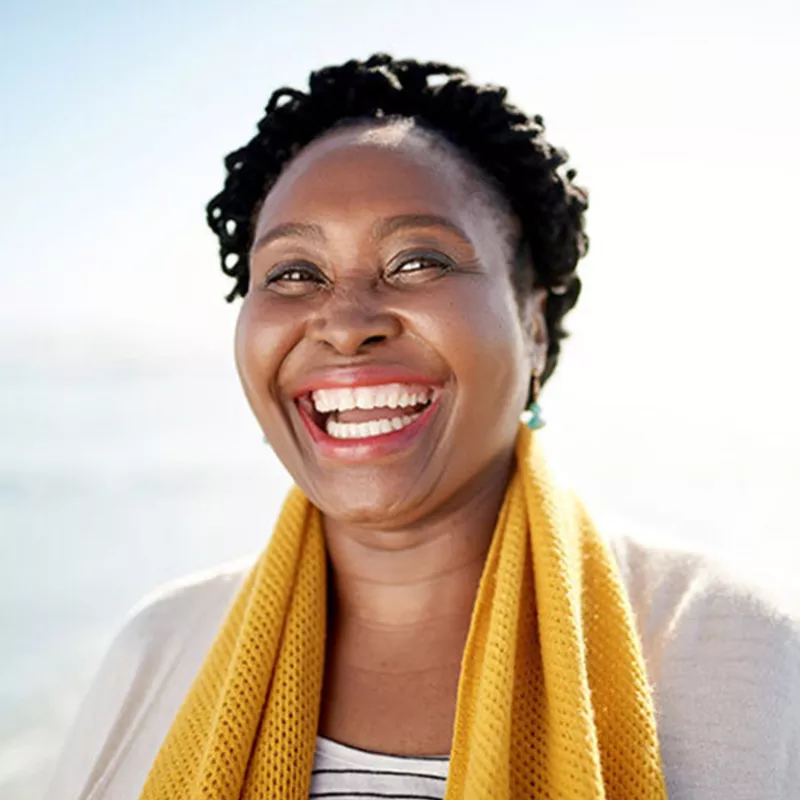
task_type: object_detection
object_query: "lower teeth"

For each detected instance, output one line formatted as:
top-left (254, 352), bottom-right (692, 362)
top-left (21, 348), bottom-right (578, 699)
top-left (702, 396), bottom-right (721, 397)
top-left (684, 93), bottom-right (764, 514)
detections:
top-left (326, 412), bottom-right (422, 440)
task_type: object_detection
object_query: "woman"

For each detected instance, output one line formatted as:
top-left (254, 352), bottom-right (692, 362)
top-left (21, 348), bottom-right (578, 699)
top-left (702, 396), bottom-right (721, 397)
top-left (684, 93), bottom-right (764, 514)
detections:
top-left (50, 55), bottom-right (799, 799)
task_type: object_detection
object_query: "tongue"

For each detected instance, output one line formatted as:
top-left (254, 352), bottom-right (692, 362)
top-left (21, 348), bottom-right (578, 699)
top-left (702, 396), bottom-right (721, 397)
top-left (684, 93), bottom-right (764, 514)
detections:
top-left (333, 404), bottom-right (427, 424)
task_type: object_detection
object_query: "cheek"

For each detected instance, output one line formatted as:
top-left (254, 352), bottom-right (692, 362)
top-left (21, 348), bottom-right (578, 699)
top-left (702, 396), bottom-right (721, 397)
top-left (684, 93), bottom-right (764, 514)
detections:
top-left (410, 279), bottom-right (530, 410)
top-left (234, 296), bottom-right (294, 422)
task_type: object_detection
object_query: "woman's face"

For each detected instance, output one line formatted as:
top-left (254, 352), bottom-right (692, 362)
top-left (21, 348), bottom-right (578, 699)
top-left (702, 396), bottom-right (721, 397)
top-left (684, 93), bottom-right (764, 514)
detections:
top-left (236, 123), bottom-right (546, 528)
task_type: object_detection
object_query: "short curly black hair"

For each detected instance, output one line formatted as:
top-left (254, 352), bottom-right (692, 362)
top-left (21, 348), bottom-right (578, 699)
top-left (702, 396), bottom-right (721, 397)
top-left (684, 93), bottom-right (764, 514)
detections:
top-left (206, 54), bottom-right (589, 385)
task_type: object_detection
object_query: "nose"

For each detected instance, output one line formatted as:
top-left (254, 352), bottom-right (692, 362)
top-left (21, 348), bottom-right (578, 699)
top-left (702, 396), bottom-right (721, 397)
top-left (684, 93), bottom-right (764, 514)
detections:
top-left (307, 286), bottom-right (402, 356)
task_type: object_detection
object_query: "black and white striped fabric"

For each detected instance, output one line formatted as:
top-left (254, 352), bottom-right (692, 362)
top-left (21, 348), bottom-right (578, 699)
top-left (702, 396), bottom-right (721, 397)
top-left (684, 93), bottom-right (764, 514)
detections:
top-left (310, 736), bottom-right (449, 799)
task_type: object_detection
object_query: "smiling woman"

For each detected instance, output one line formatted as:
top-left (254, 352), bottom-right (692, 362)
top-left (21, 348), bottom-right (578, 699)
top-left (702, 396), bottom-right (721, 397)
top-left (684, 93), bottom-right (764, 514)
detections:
top-left (237, 122), bottom-right (541, 523)
top-left (48, 55), bottom-right (799, 800)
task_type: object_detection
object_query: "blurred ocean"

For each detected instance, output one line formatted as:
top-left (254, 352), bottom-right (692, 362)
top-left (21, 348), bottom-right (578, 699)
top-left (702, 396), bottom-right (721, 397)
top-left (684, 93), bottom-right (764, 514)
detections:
top-left (2, 340), bottom-right (798, 799)
top-left (0, 342), bottom-right (293, 799)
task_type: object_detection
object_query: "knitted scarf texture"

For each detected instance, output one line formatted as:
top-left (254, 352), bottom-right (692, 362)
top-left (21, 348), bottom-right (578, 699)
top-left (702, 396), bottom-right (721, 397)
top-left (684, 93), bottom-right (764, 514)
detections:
top-left (139, 427), bottom-right (667, 798)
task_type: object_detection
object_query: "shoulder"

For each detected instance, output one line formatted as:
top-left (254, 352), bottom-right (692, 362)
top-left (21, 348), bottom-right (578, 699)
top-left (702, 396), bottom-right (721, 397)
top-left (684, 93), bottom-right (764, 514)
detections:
top-left (100, 555), bottom-right (254, 684)
top-left (48, 556), bottom-right (255, 800)
top-left (121, 555), bottom-right (255, 649)
top-left (608, 530), bottom-right (800, 668)
top-left (608, 528), bottom-right (800, 799)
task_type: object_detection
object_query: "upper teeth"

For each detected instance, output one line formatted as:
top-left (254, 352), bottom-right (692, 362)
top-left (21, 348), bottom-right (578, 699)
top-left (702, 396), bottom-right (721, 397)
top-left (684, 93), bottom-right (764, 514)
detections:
top-left (311, 383), bottom-right (432, 413)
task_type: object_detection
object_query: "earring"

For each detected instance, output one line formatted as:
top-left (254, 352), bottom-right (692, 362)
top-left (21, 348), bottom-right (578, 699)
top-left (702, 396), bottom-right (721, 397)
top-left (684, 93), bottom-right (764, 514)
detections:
top-left (522, 373), bottom-right (545, 431)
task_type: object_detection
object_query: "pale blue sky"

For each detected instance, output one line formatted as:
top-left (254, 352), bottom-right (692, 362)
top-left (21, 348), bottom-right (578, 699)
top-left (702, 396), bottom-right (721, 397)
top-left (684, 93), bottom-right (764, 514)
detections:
top-left (1, 0), bottom-right (799, 427)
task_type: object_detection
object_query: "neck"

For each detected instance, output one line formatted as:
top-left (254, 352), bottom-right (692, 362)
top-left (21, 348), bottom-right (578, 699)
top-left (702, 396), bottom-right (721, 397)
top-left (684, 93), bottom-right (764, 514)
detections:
top-left (323, 453), bottom-right (513, 638)
top-left (318, 452), bottom-right (513, 753)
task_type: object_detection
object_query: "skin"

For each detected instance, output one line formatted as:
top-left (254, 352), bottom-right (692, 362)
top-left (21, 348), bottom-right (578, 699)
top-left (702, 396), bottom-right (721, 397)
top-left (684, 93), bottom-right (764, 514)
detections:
top-left (236, 122), bottom-right (548, 755)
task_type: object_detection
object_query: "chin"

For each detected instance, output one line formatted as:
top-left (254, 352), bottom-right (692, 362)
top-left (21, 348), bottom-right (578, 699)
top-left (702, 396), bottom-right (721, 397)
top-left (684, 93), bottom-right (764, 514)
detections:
top-left (304, 470), bottom-right (438, 532)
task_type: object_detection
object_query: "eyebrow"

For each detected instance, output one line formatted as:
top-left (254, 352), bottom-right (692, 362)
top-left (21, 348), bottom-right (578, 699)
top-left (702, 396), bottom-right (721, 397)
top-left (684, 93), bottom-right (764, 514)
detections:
top-left (250, 213), bottom-right (472, 254)
top-left (372, 214), bottom-right (472, 246)
top-left (251, 222), bottom-right (326, 253)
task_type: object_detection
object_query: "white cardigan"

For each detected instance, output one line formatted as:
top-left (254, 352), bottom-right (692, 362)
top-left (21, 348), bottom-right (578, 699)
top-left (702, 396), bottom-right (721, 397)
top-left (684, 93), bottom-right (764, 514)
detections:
top-left (47, 534), bottom-right (800, 799)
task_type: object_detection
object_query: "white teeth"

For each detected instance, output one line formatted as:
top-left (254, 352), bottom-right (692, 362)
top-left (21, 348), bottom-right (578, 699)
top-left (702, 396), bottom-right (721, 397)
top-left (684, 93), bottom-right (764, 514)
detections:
top-left (312, 383), bottom-right (432, 414)
top-left (354, 387), bottom-right (372, 410)
top-left (313, 388), bottom-right (356, 412)
top-left (326, 413), bottom-right (422, 439)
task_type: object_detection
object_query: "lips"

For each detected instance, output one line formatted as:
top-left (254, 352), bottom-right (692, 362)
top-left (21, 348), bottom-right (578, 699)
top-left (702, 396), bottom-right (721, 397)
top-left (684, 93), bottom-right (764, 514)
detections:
top-left (291, 367), bottom-right (445, 461)
top-left (292, 365), bottom-right (442, 397)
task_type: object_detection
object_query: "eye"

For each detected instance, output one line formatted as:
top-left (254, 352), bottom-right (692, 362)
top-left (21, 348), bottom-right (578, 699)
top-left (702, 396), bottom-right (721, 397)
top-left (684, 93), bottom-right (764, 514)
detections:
top-left (389, 252), bottom-right (454, 282)
top-left (262, 262), bottom-right (327, 295)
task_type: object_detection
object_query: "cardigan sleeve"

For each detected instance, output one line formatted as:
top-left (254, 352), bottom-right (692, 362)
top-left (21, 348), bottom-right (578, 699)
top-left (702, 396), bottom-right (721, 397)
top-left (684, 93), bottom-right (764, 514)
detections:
top-left (612, 533), bottom-right (800, 799)
top-left (45, 559), bottom-right (251, 800)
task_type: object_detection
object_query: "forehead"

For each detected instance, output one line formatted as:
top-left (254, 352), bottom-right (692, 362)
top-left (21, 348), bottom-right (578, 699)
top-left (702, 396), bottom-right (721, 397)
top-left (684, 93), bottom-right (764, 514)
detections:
top-left (254, 123), bottom-right (513, 245)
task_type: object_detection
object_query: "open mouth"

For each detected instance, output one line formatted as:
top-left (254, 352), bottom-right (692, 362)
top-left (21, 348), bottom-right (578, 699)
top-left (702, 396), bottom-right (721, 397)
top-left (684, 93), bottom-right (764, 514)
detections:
top-left (296, 382), bottom-right (438, 441)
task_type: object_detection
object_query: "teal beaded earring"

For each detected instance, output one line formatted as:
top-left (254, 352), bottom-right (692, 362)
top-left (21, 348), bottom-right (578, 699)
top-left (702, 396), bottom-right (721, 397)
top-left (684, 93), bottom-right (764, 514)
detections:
top-left (521, 373), bottom-right (545, 431)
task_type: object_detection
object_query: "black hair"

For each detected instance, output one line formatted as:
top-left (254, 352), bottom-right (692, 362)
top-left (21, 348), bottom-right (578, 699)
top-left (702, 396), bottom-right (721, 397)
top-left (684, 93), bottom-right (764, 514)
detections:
top-left (206, 54), bottom-right (588, 385)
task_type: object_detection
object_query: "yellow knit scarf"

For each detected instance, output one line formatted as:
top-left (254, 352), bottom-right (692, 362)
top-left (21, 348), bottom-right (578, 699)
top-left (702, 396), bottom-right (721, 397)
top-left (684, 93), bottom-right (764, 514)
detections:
top-left (140, 427), bottom-right (667, 799)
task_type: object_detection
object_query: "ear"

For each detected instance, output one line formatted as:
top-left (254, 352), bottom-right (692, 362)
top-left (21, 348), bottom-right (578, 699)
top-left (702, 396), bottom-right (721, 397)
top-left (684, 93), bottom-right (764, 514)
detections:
top-left (521, 287), bottom-right (549, 378)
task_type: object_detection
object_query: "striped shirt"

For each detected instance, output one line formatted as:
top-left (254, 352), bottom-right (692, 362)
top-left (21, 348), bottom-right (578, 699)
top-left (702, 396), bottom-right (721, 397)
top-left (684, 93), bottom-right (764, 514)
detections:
top-left (310, 736), bottom-right (449, 799)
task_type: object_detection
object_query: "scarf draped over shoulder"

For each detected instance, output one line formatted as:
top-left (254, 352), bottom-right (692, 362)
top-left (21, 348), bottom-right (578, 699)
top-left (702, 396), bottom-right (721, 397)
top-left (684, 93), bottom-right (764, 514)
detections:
top-left (139, 426), bottom-right (668, 799)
